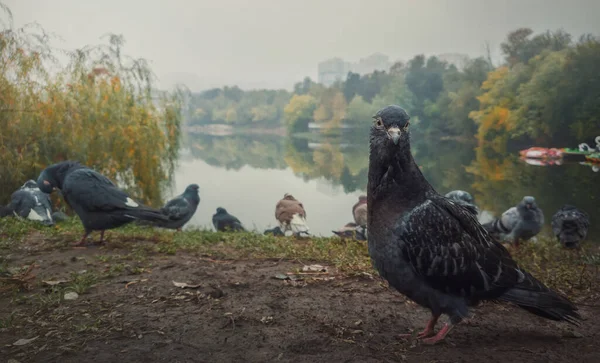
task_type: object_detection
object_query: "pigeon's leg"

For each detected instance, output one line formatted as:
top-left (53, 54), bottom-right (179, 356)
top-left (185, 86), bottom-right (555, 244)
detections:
top-left (176, 227), bottom-right (182, 232)
top-left (92, 231), bottom-right (106, 246)
top-left (421, 322), bottom-right (454, 345)
top-left (399, 314), bottom-right (439, 339)
top-left (73, 231), bottom-right (91, 247)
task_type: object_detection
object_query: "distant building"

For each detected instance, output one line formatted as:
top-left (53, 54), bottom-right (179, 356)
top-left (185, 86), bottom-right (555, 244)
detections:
top-left (317, 53), bottom-right (393, 86)
top-left (317, 58), bottom-right (351, 86)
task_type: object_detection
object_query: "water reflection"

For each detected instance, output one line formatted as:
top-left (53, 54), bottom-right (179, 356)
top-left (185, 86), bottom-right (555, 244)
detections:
top-left (171, 130), bottom-right (599, 239)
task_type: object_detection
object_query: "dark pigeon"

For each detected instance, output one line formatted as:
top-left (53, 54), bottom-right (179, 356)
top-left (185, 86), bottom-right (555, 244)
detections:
top-left (482, 196), bottom-right (544, 246)
top-left (5, 180), bottom-right (54, 226)
top-left (264, 226), bottom-right (285, 236)
top-left (332, 222), bottom-right (367, 241)
top-left (551, 205), bottom-right (589, 248)
top-left (37, 161), bottom-right (168, 246)
top-left (212, 207), bottom-right (245, 232)
top-left (153, 184), bottom-right (200, 231)
top-left (367, 105), bottom-right (580, 344)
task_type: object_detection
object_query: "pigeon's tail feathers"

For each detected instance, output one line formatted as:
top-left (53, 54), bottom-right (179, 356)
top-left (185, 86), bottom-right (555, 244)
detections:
top-left (558, 229), bottom-right (582, 244)
top-left (499, 271), bottom-right (581, 326)
top-left (122, 207), bottom-right (169, 224)
top-left (232, 221), bottom-right (245, 231)
top-left (289, 213), bottom-right (309, 234)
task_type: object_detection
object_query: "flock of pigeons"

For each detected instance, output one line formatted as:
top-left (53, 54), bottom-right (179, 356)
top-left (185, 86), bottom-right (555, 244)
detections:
top-left (441, 191), bottom-right (590, 249)
top-left (0, 104), bottom-right (592, 345)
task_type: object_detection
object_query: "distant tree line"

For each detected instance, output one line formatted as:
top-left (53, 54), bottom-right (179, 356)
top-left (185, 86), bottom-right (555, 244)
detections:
top-left (186, 28), bottom-right (600, 147)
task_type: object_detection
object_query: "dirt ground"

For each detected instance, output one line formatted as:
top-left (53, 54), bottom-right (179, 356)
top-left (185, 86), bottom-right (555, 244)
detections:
top-left (0, 238), bottom-right (598, 363)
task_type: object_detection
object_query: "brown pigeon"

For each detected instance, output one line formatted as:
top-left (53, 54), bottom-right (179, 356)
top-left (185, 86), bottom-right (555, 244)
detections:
top-left (353, 195), bottom-right (367, 228)
top-left (275, 193), bottom-right (309, 236)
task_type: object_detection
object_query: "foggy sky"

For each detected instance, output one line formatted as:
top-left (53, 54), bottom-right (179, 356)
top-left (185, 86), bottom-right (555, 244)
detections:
top-left (4, 0), bottom-right (600, 91)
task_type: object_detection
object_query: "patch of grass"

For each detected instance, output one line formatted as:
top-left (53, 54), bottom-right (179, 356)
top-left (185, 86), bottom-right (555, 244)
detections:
top-left (66, 271), bottom-right (98, 295)
top-left (2, 217), bottom-right (599, 300)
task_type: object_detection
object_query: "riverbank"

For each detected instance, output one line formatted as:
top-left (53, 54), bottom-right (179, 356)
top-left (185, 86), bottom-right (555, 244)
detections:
top-left (1, 218), bottom-right (599, 362)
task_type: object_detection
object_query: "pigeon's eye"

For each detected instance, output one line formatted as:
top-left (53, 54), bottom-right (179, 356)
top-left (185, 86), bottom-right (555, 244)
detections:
top-left (374, 118), bottom-right (384, 128)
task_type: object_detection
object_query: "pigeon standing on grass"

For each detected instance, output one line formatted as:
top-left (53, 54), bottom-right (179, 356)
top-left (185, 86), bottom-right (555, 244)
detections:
top-left (275, 193), bottom-right (310, 236)
top-left (551, 205), bottom-right (589, 248)
top-left (482, 196), bottom-right (544, 246)
top-left (212, 207), bottom-right (245, 232)
top-left (367, 105), bottom-right (580, 345)
top-left (36, 161), bottom-right (168, 246)
top-left (5, 180), bottom-right (54, 226)
top-left (152, 184), bottom-right (200, 231)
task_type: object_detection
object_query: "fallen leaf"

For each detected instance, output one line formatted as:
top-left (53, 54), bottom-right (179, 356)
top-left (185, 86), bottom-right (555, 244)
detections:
top-left (42, 279), bottom-right (68, 286)
top-left (302, 264), bottom-right (328, 273)
top-left (172, 281), bottom-right (201, 289)
top-left (13, 336), bottom-right (39, 346)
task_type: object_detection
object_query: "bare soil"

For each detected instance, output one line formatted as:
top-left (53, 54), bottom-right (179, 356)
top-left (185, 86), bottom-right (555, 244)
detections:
top-left (1, 237), bottom-right (598, 363)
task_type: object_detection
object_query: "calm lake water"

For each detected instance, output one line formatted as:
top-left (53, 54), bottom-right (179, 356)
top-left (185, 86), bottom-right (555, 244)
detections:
top-left (168, 129), bottom-right (600, 240)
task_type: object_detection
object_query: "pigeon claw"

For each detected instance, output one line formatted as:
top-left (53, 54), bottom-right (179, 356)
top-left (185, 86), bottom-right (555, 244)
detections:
top-left (421, 323), bottom-right (452, 345)
top-left (398, 315), bottom-right (438, 340)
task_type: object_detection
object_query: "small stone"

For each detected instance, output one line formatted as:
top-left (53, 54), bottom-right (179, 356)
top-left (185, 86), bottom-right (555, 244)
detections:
top-left (64, 292), bottom-right (79, 300)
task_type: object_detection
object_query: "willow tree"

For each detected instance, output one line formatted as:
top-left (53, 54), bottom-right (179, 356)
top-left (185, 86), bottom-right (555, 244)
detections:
top-left (0, 4), bottom-right (183, 207)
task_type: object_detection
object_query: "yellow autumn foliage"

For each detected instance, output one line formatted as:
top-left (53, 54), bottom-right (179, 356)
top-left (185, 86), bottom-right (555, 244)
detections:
top-left (0, 23), bottom-right (182, 207)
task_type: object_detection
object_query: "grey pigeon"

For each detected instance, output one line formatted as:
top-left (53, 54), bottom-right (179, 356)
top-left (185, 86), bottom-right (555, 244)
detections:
top-left (353, 195), bottom-right (368, 227)
top-left (367, 105), bottom-right (580, 344)
top-left (212, 207), bottom-right (245, 232)
top-left (551, 205), bottom-right (589, 248)
top-left (153, 184), bottom-right (200, 231)
top-left (482, 196), bottom-right (544, 246)
top-left (51, 211), bottom-right (69, 223)
top-left (264, 226), bottom-right (285, 236)
top-left (37, 161), bottom-right (168, 246)
top-left (275, 193), bottom-right (310, 236)
top-left (445, 190), bottom-right (480, 217)
top-left (6, 180), bottom-right (54, 226)
top-left (332, 222), bottom-right (367, 241)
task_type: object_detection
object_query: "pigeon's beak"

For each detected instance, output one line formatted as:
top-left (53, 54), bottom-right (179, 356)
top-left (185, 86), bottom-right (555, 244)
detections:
top-left (387, 127), bottom-right (401, 145)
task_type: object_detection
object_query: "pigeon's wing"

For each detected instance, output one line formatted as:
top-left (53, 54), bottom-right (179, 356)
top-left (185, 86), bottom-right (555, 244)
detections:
top-left (500, 207), bottom-right (519, 231)
top-left (161, 197), bottom-right (191, 220)
top-left (63, 169), bottom-right (138, 212)
top-left (399, 195), bottom-right (522, 299)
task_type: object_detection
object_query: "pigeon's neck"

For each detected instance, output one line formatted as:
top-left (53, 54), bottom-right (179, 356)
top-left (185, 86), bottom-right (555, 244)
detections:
top-left (368, 145), bottom-right (434, 209)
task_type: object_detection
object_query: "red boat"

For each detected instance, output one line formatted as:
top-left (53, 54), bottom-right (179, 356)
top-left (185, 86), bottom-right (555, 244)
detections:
top-left (519, 147), bottom-right (563, 159)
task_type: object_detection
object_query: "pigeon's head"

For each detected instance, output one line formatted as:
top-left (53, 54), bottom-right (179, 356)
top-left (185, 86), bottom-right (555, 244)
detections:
top-left (185, 184), bottom-right (200, 194)
top-left (358, 195), bottom-right (367, 202)
top-left (282, 193), bottom-right (297, 201)
top-left (37, 169), bottom-right (56, 194)
top-left (521, 196), bottom-right (537, 210)
top-left (370, 105), bottom-right (411, 152)
top-left (21, 180), bottom-right (39, 191)
top-left (36, 160), bottom-right (81, 193)
top-left (216, 207), bottom-right (227, 215)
